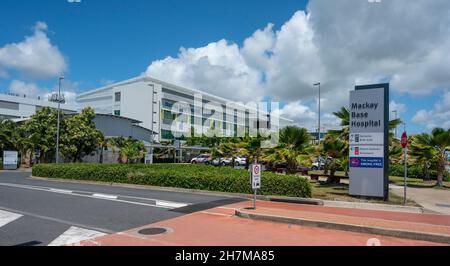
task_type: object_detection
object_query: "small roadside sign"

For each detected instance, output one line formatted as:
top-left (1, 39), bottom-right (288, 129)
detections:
top-left (401, 132), bottom-right (408, 149)
top-left (252, 164), bottom-right (261, 189)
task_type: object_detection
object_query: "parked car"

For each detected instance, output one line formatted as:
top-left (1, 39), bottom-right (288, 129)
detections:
top-left (190, 154), bottom-right (211, 164)
top-left (311, 156), bottom-right (326, 171)
top-left (211, 157), bottom-right (232, 166)
top-left (234, 156), bottom-right (247, 166)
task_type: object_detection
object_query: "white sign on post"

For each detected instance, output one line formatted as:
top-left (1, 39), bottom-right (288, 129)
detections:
top-left (252, 164), bottom-right (261, 189)
top-left (3, 151), bottom-right (18, 170)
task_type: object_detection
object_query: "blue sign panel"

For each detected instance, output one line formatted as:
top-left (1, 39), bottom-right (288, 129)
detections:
top-left (350, 157), bottom-right (383, 168)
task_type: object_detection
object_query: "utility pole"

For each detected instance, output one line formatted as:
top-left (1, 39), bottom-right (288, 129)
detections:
top-left (56, 77), bottom-right (64, 164)
top-left (314, 83), bottom-right (321, 145)
top-left (392, 110), bottom-right (398, 139)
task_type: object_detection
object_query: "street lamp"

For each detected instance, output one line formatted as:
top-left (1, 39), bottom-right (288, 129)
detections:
top-left (56, 77), bottom-right (64, 164)
top-left (313, 82), bottom-right (321, 145)
top-left (392, 110), bottom-right (398, 139)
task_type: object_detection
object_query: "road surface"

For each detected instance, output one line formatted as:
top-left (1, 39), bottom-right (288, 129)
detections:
top-left (0, 171), bottom-right (242, 246)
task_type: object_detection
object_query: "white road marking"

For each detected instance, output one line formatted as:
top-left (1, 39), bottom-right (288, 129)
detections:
top-left (155, 200), bottom-right (188, 208)
top-left (0, 209), bottom-right (23, 227)
top-left (0, 182), bottom-right (189, 209)
top-left (92, 193), bottom-right (118, 200)
top-left (0, 206), bottom-right (113, 234)
top-left (49, 188), bottom-right (73, 194)
top-left (48, 226), bottom-right (106, 246)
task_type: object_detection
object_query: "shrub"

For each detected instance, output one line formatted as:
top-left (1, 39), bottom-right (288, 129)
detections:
top-left (32, 163), bottom-right (312, 198)
top-left (390, 164), bottom-right (450, 180)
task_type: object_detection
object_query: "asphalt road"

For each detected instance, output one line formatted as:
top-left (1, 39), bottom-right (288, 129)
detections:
top-left (0, 171), bottom-right (243, 246)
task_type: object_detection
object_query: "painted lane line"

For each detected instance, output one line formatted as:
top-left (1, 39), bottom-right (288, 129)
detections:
top-left (0, 209), bottom-right (23, 228)
top-left (92, 193), bottom-right (118, 200)
top-left (48, 226), bottom-right (107, 246)
top-left (0, 183), bottom-right (187, 209)
top-left (49, 188), bottom-right (73, 194)
top-left (155, 200), bottom-right (188, 209)
top-left (0, 206), bottom-right (113, 234)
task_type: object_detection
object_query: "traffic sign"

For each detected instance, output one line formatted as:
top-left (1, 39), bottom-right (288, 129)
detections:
top-left (252, 164), bottom-right (261, 189)
top-left (401, 132), bottom-right (408, 149)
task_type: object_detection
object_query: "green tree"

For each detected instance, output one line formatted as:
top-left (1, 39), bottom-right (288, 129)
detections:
top-left (60, 107), bottom-right (104, 162)
top-left (265, 126), bottom-right (312, 174)
top-left (411, 128), bottom-right (450, 186)
top-left (109, 136), bottom-right (147, 164)
top-left (21, 107), bottom-right (59, 162)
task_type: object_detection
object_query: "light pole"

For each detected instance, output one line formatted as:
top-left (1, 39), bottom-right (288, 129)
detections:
top-left (392, 110), bottom-right (398, 139)
top-left (56, 77), bottom-right (64, 164)
top-left (314, 82), bottom-right (321, 145)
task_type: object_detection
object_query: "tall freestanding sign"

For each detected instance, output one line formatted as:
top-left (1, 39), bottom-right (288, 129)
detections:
top-left (349, 83), bottom-right (389, 200)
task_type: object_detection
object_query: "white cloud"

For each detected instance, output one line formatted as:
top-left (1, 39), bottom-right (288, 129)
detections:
top-left (389, 101), bottom-right (407, 120)
top-left (273, 101), bottom-right (317, 130)
top-left (9, 80), bottom-right (45, 97)
top-left (9, 79), bottom-right (79, 107)
top-left (0, 22), bottom-right (67, 79)
top-left (412, 91), bottom-right (450, 130)
top-left (144, 0), bottom-right (450, 130)
top-left (146, 40), bottom-right (262, 101)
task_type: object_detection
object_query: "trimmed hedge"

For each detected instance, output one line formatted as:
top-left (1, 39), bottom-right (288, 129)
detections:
top-left (32, 164), bottom-right (312, 198)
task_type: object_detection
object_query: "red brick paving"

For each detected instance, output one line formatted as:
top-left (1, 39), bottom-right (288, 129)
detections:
top-left (76, 200), bottom-right (449, 246)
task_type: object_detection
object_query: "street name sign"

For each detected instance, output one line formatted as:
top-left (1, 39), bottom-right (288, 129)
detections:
top-left (349, 84), bottom-right (389, 200)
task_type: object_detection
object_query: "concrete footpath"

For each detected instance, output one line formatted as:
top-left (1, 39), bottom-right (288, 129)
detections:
top-left (75, 200), bottom-right (449, 246)
top-left (236, 200), bottom-right (450, 244)
top-left (390, 185), bottom-right (450, 214)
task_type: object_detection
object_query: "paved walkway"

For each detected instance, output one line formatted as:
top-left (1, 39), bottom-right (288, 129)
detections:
top-left (75, 200), bottom-right (448, 246)
top-left (390, 186), bottom-right (450, 214)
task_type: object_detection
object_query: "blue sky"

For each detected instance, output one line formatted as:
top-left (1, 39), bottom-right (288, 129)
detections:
top-left (0, 0), bottom-right (448, 134)
top-left (0, 0), bottom-right (307, 89)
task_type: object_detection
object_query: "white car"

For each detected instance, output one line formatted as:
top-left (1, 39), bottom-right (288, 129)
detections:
top-left (190, 154), bottom-right (211, 164)
top-left (234, 157), bottom-right (247, 166)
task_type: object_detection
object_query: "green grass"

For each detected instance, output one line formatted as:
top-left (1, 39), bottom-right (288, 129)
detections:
top-left (311, 180), bottom-right (419, 206)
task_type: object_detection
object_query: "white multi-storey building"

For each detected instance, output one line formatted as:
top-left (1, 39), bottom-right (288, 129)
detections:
top-left (76, 76), bottom-right (293, 142)
top-left (0, 93), bottom-right (76, 120)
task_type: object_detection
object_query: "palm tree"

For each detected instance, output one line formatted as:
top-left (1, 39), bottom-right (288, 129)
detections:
top-left (411, 128), bottom-right (450, 187)
top-left (265, 126), bottom-right (312, 174)
top-left (322, 135), bottom-right (349, 179)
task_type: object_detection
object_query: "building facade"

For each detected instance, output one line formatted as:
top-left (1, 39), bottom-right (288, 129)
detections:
top-left (0, 93), bottom-right (76, 120)
top-left (76, 76), bottom-right (294, 143)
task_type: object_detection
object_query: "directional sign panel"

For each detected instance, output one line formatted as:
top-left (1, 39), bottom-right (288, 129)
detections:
top-left (349, 84), bottom-right (389, 199)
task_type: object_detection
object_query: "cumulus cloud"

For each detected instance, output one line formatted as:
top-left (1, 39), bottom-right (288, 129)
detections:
top-left (145, 0), bottom-right (450, 130)
top-left (412, 91), bottom-right (450, 130)
top-left (0, 21), bottom-right (67, 79)
top-left (389, 101), bottom-right (407, 120)
top-left (9, 79), bottom-right (79, 107)
top-left (9, 80), bottom-right (45, 97)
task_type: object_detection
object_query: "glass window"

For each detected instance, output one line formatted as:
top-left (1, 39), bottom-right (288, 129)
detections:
top-left (114, 110), bottom-right (121, 116)
top-left (115, 92), bottom-right (121, 102)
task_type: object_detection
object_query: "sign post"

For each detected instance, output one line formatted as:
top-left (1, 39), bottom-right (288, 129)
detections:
top-left (251, 163), bottom-right (261, 210)
top-left (401, 131), bottom-right (408, 205)
top-left (349, 83), bottom-right (389, 200)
